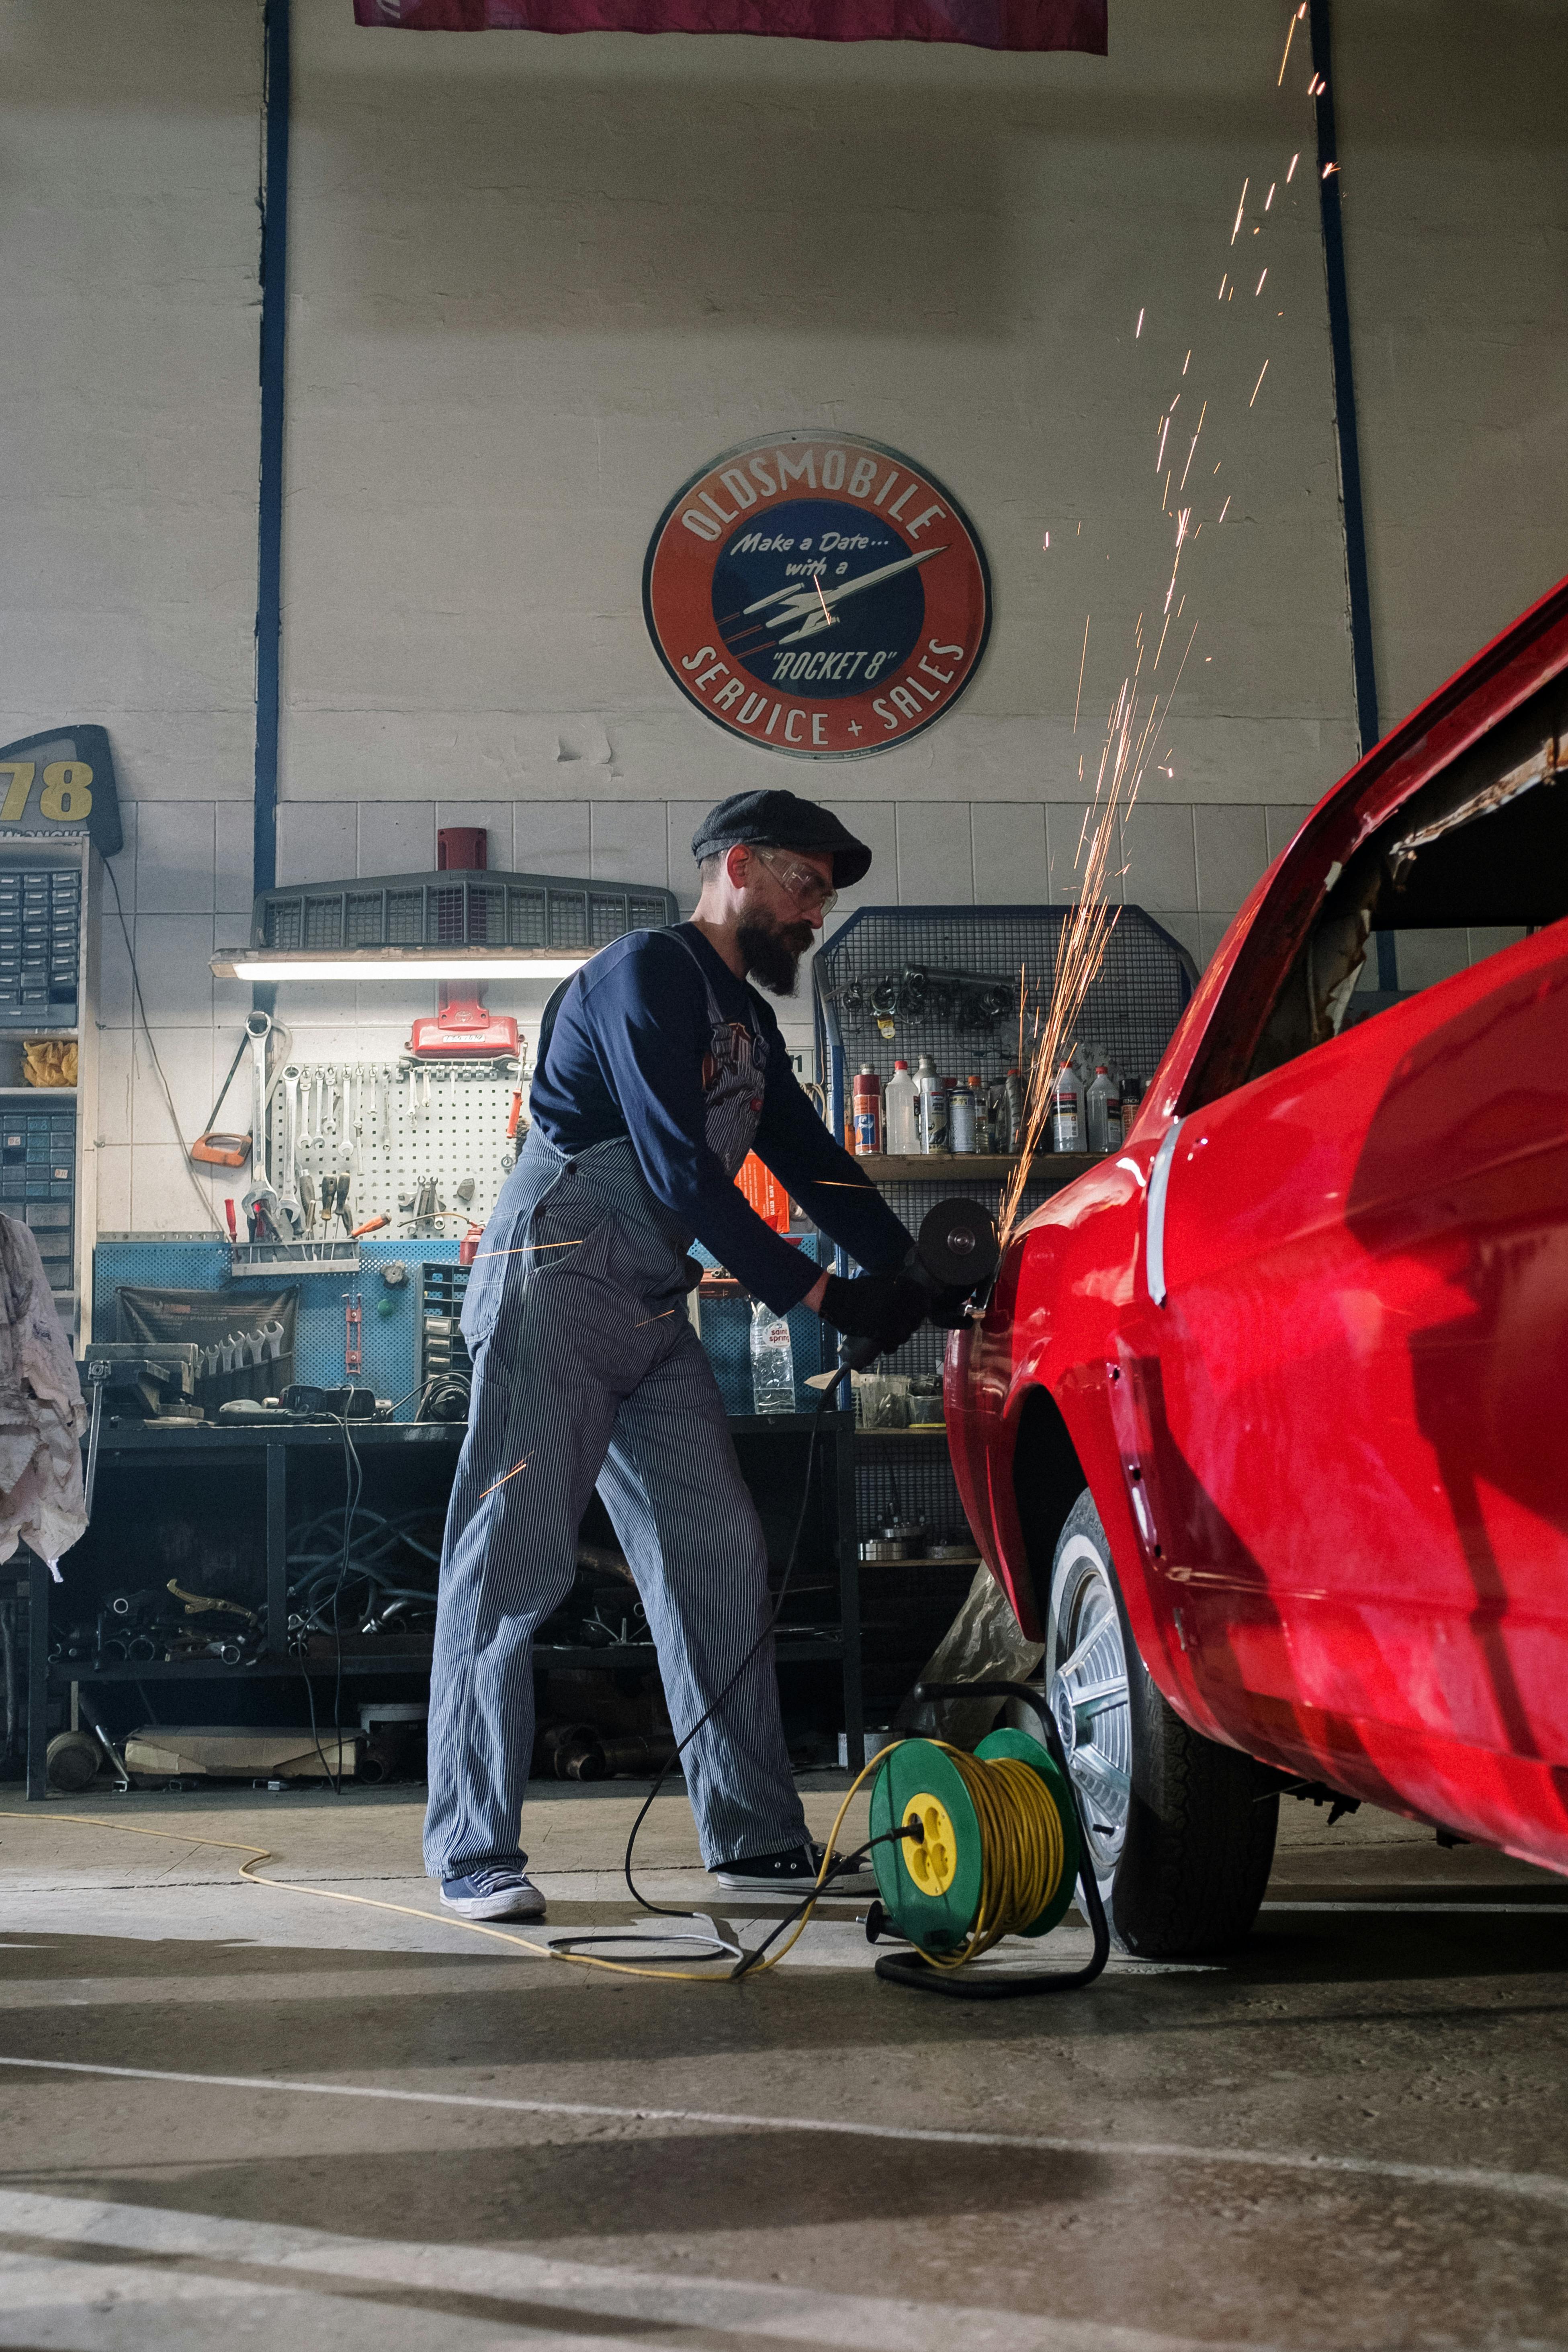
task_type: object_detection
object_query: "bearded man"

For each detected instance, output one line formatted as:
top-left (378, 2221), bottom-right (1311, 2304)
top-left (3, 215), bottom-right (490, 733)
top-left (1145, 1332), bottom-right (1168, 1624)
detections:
top-left (424, 790), bottom-right (926, 1919)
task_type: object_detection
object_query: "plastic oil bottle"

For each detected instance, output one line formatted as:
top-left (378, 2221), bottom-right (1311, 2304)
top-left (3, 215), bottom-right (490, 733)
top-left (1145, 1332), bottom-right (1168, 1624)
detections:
top-left (884, 1058), bottom-right (918, 1154)
top-left (1050, 1057), bottom-right (1083, 1152)
top-left (751, 1298), bottom-right (797, 1415)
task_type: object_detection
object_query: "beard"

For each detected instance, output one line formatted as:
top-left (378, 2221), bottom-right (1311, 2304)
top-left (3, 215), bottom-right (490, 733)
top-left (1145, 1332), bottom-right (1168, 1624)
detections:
top-left (737, 913), bottom-right (815, 996)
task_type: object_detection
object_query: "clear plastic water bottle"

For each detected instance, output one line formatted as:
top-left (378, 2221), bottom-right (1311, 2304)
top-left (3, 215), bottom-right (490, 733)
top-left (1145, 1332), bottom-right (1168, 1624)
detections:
top-left (751, 1298), bottom-right (796, 1415)
top-left (1086, 1062), bottom-right (1122, 1154)
top-left (884, 1058), bottom-right (919, 1155)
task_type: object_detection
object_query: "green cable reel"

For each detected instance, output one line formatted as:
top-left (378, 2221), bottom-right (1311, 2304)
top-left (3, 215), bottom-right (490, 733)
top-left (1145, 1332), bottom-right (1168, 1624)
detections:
top-left (867, 1728), bottom-right (1081, 1958)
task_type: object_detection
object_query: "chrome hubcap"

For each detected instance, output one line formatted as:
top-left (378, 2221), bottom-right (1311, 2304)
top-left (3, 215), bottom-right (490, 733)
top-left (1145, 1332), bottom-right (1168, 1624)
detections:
top-left (1048, 1534), bottom-right (1133, 1877)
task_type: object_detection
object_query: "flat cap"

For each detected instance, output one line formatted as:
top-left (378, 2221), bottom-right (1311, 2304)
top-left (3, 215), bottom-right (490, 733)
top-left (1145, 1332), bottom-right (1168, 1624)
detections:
top-left (690, 789), bottom-right (872, 889)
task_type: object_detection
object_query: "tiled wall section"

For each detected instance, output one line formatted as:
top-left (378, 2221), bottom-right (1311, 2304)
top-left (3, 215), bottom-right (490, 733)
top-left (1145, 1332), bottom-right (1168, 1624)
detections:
top-left (94, 792), bottom-right (1316, 1232)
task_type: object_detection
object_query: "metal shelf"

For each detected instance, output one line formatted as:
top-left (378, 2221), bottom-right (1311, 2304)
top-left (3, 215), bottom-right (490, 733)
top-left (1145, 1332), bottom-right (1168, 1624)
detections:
top-left (852, 1152), bottom-right (1100, 1182)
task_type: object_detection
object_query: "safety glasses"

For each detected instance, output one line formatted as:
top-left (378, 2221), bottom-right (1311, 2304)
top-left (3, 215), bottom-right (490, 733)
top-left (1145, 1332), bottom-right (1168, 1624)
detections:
top-left (753, 846), bottom-right (838, 917)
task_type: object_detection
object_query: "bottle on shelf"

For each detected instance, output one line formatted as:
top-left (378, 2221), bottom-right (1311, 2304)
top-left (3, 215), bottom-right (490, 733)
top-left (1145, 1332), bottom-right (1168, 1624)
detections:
top-left (1086, 1062), bottom-right (1122, 1155)
top-left (750, 1297), bottom-right (797, 1415)
top-left (884, 1058), bottom-right (918, 1155)
top-left (1005, 1066), bottom-right (1026, 1155)
top-left (915, 1055), bottom-right (948, 1153)
top-left (852, 1065), bottom-right (883, 1156)
top-left (1050, 1058), bottom-right (1083, 1152)
top-left (949, 1076), bottom-right (977, 1154)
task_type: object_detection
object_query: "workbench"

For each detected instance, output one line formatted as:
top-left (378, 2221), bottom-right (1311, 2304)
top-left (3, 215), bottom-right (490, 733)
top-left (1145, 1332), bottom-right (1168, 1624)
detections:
top-left (26, 1410), bottom-right (860, 1798)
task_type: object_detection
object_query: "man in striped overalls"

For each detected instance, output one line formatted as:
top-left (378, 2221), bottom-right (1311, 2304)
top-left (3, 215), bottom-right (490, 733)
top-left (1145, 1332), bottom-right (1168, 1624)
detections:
top-left (426, 790), bottom-right (927, 1918)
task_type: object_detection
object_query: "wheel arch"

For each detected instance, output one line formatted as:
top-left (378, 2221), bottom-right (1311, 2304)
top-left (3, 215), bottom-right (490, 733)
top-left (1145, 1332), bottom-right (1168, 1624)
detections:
top-left (1009, 1382), bottom-right (1091, 1636)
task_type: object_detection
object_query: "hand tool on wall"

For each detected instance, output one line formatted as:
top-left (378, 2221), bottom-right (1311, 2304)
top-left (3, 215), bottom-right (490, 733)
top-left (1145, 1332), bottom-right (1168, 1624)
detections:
top-left (223, 1199), bottom-right (237, 1244)
top-left (239, 1010), bottom-right (282, 1241)
top-left (191, 1032), bottom-right (252, 1168)
top-left (277, 1065), bottom-right (305, 1236)
top-left (344, 1292), bottom-right (363, 1376)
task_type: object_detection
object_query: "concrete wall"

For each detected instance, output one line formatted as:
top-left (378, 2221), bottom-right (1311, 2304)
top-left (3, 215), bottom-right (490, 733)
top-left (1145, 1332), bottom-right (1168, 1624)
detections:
top-left (2, 0), bottom-right (1561, 1230)
top-left (1337, 0), bottom-right (1568, 729)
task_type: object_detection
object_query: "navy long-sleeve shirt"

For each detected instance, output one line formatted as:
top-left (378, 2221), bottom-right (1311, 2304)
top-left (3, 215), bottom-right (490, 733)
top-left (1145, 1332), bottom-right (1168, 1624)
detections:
top-left (527, 924), bottom-right (912, 1312)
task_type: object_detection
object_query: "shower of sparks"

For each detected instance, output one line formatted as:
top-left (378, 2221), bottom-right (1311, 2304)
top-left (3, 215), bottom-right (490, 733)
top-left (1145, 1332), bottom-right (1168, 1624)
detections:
top-left (815, 574), bottom-right (834, 628)
top-left (1277, 3), bottom-right (1301, 83)
top-left (1306, 71), bottom-right (1324, 97)
top-left (1136, 307), bottom-right (1145, 337)
top-left (1287, 151), bottom-right (1300, 181)
top-left (1178, 399), bottom-right (1208, 491)
top-left (631, 1309), bottom-right (676, 1329)
top-left (1073, 613), bottom-right (1091, 732)
top-left (479, 1455), bottom-right (532, 1497)
top-left (1218, 494), bottom-right (1232, 522)
top-left (1230, 179), bottom-right (1249, 244)
top-left (1156, 413), bottom-right (1171, 470)
top-left (1249, 359), bottom-right (1271, 407)
top-left (1218, 275), bottom-right (1228, 300)
top-left (1182, 349), bottom-right (1191, 375)
top-left (1000, 628), bottom-right (1198, 1241)
top-left (1265, 182), bottom-right (1277, 210)
top-left (1255, 268), bottom-right (1268, 296)
top-left (1043, 531), bottom-right (1050, 548)
top-left (1321, 160), bottom-right (1339, 179)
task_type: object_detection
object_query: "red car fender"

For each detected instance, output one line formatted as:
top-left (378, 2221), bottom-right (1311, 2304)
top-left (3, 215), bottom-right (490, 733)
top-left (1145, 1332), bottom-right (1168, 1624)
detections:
top-left (948, 1157), bottom-right (1234, 1747)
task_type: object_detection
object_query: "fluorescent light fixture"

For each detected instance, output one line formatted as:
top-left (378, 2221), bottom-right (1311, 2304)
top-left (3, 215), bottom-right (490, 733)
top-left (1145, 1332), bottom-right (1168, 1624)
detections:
top-left (211, 950), bottom-right (594, 982)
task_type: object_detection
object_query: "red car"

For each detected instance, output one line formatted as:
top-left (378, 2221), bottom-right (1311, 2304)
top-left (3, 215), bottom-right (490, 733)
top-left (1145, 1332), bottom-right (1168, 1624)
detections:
top-left (947, 574), bottom-right (1568, 1955)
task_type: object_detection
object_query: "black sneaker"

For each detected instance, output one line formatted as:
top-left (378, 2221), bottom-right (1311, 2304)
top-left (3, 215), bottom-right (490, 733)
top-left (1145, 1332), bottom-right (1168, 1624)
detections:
top-left (714, 1842), bottom-right (874, 1894)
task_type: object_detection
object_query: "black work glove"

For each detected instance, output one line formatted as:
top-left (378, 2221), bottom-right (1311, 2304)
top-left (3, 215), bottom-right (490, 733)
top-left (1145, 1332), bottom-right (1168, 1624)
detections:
top-left (925, 1285), bottom-right (974, 1331)
top-left (818, 1271), bottom-right (927, 1355)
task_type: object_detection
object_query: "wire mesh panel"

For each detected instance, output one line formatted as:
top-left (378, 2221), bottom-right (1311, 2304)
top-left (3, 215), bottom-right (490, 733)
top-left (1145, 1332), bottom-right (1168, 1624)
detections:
top-left (812, 903), bottom-right (1197, 1140)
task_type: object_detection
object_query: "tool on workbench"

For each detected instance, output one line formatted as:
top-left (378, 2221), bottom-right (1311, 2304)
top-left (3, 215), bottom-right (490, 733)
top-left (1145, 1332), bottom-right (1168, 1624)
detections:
top-left (190, 1032), bottom-right (252, 1168)
top-left (239, 1011), bottom-right (282, 1239)
top-left (277, 1064), bottom-right (305, 1236)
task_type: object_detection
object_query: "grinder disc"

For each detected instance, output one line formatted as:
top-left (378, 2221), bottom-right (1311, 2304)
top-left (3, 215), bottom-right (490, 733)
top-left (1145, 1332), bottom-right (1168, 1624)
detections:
top-left (868, 1738), bottom-right (983, 1955)
top-left (916, 1197), bottom-right (999, 1294)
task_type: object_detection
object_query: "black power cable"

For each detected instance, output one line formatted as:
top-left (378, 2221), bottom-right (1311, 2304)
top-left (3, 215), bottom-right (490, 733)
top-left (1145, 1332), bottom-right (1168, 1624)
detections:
top-left (620, 1364), bottom-right (850, 1922)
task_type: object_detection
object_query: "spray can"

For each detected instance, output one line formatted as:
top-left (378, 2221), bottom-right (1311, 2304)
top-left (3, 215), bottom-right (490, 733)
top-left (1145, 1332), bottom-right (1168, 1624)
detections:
top-left (1086, 1064), bottom-right (1122, 1155)
top-left (915, 1056), bottom-right (947, 1154)
top-left (1050, 1058), bottom-right (1083, 1152)
top-left (950, 1078), bottom-right (977, 1155)
top-left (852, 1066), bottom-right (883, 1156)
top-left (884, 1059), bottom-right (918, 1155)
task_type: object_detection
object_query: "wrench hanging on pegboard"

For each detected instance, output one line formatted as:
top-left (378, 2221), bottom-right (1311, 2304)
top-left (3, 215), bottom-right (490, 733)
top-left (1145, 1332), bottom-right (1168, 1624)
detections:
top-left (269, 1054), bottom-right (528, 1244)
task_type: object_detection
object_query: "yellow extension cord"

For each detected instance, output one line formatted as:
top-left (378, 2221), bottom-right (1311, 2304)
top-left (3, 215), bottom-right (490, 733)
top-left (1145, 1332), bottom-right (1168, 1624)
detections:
top-left (911, 1744), bottom-right (1067, 1970)
top-left (0, 1738), bottom-right (1064, 1983)
top-left (0, 1759), bottom-right (886, 1983)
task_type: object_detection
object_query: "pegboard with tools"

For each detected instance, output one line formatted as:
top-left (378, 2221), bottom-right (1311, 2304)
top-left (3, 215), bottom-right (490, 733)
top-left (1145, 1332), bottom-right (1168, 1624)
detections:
top-left (264, 1055), bottom-right (526, 1244)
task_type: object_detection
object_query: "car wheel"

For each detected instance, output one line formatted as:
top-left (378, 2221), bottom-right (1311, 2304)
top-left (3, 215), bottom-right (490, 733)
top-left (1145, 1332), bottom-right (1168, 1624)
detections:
top-left (1046, 1486), bottom-right (1277, 1957)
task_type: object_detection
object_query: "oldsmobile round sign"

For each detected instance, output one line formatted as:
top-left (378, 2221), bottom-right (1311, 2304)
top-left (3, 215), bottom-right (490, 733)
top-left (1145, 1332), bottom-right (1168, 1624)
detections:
top-left (643, 432), bottom-right (991, 759)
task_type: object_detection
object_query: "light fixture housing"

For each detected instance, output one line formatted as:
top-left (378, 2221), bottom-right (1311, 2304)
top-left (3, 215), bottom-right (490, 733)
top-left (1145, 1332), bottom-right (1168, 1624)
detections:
top-left (211, 948), bottom-right (592, 982)
top-left (220, 866), bottom-right (681, 985)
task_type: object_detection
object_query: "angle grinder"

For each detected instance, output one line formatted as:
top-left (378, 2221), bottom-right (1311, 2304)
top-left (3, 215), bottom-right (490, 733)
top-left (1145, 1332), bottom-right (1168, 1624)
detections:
top-left (842, 1194), bottom-right (1000, 1371)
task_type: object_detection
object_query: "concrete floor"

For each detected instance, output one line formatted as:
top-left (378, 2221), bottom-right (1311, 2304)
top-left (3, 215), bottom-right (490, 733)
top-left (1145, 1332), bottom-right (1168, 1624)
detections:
top-left (0, 1774), bottom-right (1565, 2350)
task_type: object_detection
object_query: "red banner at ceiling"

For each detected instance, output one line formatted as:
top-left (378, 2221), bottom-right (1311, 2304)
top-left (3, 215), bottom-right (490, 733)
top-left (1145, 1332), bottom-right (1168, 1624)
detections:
top-left (352, 0), bottom-right (1105, 51)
